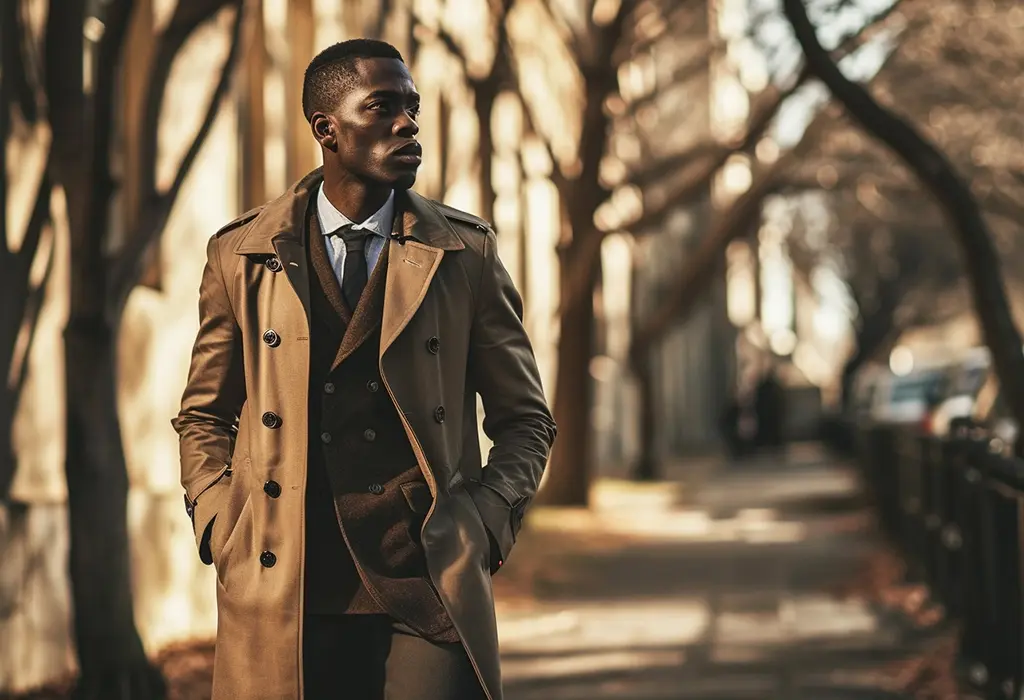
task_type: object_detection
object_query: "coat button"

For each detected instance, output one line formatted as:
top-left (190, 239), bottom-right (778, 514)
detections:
top-left (264, 480), bottom-right (281, 498)
top-left (262, 411), bottom-right (281, 429)
top-left (426, 336), bottom-right (440, 354)
top-left (363, 428), bottom-right (376, 442)
top-left (369, 483), bottom-right (384, 495)
top-left (321, 432), bottom-right (332, 444)
top-left (366, 380), bottom-right (379, 393)
top-left (260, 551), bottom-right (277, 568)
top-left (324, 382), bottom-right (336, 394)
top-left (434, 406), bottom-right (445, 424)
top-left (265, 257), bottom-right (282, 272)
top-left (262, 329), bottom-right (280, 347)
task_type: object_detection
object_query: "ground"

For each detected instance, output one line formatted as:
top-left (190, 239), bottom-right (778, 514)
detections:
top-left (4, 444), bottom-right (957, 700)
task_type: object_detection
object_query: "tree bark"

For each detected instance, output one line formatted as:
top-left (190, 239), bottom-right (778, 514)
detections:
top-left (41, 0), bottom-right (240, 693)
top-left (64, 322), bottom-right (165, 700)
top-left (539, 243), bottom-right (598, 505)
top-left (783, 0), bottom-right (1024, 452)
top-left (631, 352), bottom-right (657, 481)
top-left (474, 79), bottom-right (497, 224)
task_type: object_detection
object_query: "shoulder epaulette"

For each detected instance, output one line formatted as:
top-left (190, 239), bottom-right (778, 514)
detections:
top-left (215, 205), bottom-right (264, 237)
top-left (433, 201), bottom-right (494, 235)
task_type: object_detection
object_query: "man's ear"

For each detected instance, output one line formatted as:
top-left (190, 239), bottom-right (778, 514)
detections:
top-left (311, 113), bottom-right (335, 150)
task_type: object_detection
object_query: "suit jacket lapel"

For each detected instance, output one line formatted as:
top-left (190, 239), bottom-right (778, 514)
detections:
top-left (308, 209), bottom-right (352, 339)
top-left (333, 243), bottom-right (389, 371)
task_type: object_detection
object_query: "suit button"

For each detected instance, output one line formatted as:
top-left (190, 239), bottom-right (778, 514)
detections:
top-left (321, 432), bottom-right (332, 444)
top-left (262, 411), bottom-right (281, 429)
top-left (366, 380), bottom-right (379, 393)
top-left (264, 480), bottom-right (281, 498)
top-left (369, 483), bottom-right (384, 495)
top-left (363, 429), bottom-right (376, 442)
top-left (324, 382), bottom-right (336, 394)
top-left (262, 329), bottom-right (280, 347)
top-left (426, 336), bottom-right (440, 354)
top-left (260, 551), bottom-right (277, 568)
top-left (434, 406), bottom-right (445, 424)
top-left (265, 257), bottom-right (282, 272)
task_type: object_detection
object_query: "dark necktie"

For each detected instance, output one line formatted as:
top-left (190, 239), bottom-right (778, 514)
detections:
top-left (337, 227), bottom-right (369, 309)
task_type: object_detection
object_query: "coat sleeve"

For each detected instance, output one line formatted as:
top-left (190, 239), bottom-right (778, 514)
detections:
top-left (468, 230), bottom-right (556, 567)
top-left (171, 235), bottom-right (246, 565)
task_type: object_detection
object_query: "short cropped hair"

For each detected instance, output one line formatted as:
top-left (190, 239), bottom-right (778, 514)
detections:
top-left (302, 39), bottom-right (405, 121)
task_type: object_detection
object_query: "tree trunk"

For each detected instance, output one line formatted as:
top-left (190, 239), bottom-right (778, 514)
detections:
top-left (540, 259), bottom-right (596, 505)
top-left (784, 0), bottom-right (1024, 453)
top-left (631, 351), bottom-right (657, 480)
top-left (64, 321), bottom-right (166, 700)
top-left (840, 288), bottom-right (902, 410)
top-left (474, 81), bottom-right (496, 224)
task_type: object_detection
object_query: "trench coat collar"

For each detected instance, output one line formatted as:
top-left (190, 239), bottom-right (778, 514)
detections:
top-left (232, 168), bottom-right (465, 254)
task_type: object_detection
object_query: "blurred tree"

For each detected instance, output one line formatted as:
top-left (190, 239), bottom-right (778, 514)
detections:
top-left (1, 0), bottom-right (245, 696)
top-left (623, 1), bottom-right (900, 480)
top-left (780, 0), bottom-right (1024, 408)
top-left (518, 0), bottom-right (638, 506)
top-left (783, 0), bottom-right (1024, 447)
top-left (434, 0), bottom-right (516, 224)
top-left (0, 0), bottom-right (54, 502)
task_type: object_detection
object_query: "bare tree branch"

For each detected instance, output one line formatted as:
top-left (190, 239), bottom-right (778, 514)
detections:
top-left (137, 0), bottom-right (238, 201)
top-left (631, 116), bottom-right (826, 353)
top-left (18, 170), bottom-right (52, 271)
top-left (783, 0), bottom-right (1024, 452)
top-left (14, 233), bottom-right (55, 400)
top-left (1, 0), bottom-right (39, 123)
top-left (110, 1), bottom-right (246, 310)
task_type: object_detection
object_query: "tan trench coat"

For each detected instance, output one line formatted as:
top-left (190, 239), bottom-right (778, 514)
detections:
top-left (173, 170), bottom-right (556, 700)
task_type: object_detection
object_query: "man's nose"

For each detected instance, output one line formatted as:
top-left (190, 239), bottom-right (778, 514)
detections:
top-left (393, 111), bottom-right (419, 137)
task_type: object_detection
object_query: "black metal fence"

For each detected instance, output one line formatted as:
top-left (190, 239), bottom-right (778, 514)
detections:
top-left (858, 423), bottom-right (1024, 698)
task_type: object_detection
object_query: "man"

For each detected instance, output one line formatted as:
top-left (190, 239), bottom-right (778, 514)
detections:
top-left (173, 39), bottom-right (555, 700)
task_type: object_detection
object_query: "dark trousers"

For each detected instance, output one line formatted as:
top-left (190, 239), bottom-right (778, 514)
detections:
top-left (302, 614), bottom-right (486, 700)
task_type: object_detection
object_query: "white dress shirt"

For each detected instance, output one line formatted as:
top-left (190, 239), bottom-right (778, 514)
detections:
top-left (316, 183), bottom-right (393, 288)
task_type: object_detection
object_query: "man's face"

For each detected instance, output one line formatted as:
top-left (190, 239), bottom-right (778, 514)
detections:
top-left (315, 58), bottom-right (422, 190)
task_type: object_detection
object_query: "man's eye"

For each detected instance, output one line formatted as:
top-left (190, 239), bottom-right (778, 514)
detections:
top-left (368, 102), bottom-right (389, 112)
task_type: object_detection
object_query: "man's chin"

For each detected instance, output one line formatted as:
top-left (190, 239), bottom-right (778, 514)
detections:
top-left (391, 172), bottom-right (418, 191)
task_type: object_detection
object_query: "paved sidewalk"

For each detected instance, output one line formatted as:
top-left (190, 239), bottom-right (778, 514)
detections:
top-left (494, 445), bottom-right (937, 700)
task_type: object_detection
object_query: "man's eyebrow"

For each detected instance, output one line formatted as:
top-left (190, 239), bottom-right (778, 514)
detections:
top-left (366, 89), bottom-right (421, 101)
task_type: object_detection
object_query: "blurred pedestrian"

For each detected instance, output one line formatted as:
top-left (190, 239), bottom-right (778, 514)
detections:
top-left (173, 38), bottom-right (555, 700)
top-left (754, 367), bottom-right (786, 450)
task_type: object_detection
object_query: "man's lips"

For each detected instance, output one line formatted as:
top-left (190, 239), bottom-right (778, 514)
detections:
top-left (392, 143), bottom-right (422, 160)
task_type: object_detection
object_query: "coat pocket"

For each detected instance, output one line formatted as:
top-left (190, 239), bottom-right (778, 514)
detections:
top-left (401, 481), bottom-right (434, 515)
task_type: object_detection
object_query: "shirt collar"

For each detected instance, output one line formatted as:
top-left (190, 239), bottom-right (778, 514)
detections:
top-left (316, 183), bottom-right (395, 238)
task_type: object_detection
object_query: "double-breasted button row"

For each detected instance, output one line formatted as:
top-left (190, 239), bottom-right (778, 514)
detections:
top-left (366, 380), bottom-right (380, 393)
top-left (363, 429), bottom-right (376, 442)
top-left (426, 336), bottom-right (440, 354)
top-left (262, 412), bottom-right (281, 429)
top-left (368, 483), bottom-right (384, 495)
top-left (265, 257), bottom-right (282, 272)
top-left (262, 329), bottom-right (280, 347)
top-left (260, 550), bottom-right (277, 568)
top-left (264, 480), bottom-right (281, 498)
top-left (434, 406), bottom-right (445, 424)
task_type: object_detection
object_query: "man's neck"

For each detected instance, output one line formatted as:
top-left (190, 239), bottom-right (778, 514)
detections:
top-left (321, 171), bottom-right (392, 225)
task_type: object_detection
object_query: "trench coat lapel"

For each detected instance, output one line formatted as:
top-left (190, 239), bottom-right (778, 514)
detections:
top-left (380, 190), bottom-right (465, 357)
top-left (233, 169), bottom-right (323, 326)
top-left (334, 243), bottom-right (389, 370)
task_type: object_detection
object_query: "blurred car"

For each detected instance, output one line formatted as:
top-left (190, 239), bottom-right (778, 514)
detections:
top-left (967, 369), bottom-right (1018, 456)
top-left (866, 364), bottom-right (951, 434)
top-left (930, 347), bottom-right (990, 439)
